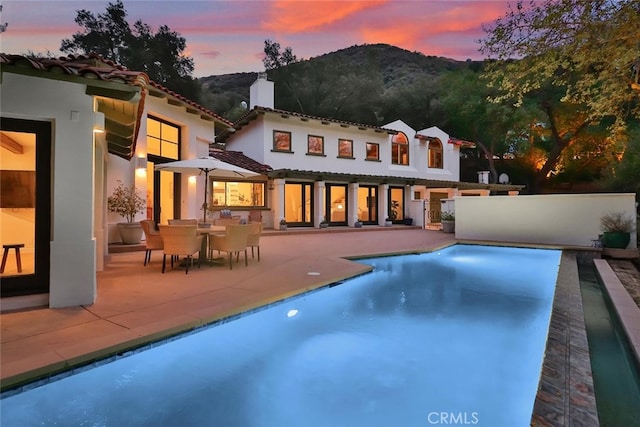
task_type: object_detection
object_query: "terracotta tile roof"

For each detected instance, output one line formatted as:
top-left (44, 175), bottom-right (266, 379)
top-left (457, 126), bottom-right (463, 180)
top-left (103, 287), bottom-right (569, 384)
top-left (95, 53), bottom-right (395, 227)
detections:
top-left (147, 80), bottom-right (233, 127)
top-left (0, 52), bottom-right (149, 89)
top-left (209, 149), bottom-right (273, 174)
top-left (415, 133), bottom-right (476, 148)
top-left (0, 53), bottom-right (232, 126)
top-left (217, 106), bottom-right (398, 143)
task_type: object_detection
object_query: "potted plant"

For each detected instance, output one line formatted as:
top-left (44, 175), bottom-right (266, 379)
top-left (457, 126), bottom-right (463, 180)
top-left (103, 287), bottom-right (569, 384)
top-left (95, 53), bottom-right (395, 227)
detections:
top-left (319, 217), bottom-right (329, 228)
top-left (600, 211), bottom-right (635, 249)
top-left (403, 214), bottom-right (413, 226)
top-left (384, 217), bottom-right (393, 227)
top-left (107, 180), bottom-right (145, 244)
top-left (441, 211), bottom-right (455, 233)
top-left (279, 218), bottom-right (287, 231)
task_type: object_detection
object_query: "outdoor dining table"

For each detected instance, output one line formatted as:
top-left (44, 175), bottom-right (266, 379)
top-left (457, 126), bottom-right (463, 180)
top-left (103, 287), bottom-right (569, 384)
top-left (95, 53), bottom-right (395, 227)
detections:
top-left (197, 225), bottom-right (226, 264)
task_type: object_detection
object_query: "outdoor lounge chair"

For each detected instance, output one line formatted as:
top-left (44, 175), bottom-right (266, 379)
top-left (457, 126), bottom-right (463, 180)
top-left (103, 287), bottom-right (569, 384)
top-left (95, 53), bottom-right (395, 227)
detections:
top-left (158, 225), bottom-right (203, 274)
top-left (140, 219), bottom-right (163, 266)
top-left (209, 224), bottom-right (250, 269)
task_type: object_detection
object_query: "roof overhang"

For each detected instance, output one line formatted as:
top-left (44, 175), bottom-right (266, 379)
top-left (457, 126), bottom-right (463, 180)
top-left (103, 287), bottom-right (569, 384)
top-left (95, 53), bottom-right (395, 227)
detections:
top-left (266, 169), bottom-right (525, 192)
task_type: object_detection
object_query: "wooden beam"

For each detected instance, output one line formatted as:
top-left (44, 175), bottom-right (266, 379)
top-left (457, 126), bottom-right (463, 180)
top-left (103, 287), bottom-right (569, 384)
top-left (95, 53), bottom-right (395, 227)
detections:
top-left (0, 133), bottom-right (23, 154)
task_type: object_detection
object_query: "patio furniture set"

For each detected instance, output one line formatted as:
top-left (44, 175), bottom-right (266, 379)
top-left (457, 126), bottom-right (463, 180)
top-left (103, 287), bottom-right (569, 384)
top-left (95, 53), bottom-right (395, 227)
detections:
top-left (140, 216), bottom-right (263, 274)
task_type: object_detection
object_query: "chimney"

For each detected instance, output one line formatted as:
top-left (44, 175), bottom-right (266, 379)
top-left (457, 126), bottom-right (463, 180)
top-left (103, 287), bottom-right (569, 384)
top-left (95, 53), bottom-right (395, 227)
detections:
top-left (250, 73), bottom-right (274, 109)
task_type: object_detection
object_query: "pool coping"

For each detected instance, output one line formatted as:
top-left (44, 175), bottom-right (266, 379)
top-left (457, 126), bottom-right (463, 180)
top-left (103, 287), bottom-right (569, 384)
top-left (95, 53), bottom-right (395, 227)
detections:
top-left (530, 251), bottom-right (600, 426)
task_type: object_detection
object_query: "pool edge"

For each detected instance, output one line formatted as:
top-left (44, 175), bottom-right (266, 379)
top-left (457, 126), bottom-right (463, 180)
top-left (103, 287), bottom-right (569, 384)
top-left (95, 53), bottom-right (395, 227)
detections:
top-left (530, 251), bottom-right (600, 426)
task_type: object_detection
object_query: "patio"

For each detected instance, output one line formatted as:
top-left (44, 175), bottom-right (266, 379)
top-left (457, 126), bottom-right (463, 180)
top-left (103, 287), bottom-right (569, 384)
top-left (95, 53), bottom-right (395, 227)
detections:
top-left (0, 227), bottom-right (603, 425)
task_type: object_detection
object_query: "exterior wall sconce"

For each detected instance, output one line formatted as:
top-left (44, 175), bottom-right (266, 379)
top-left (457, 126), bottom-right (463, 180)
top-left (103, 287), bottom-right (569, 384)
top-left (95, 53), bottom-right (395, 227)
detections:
top-left (135, 156), bottom-right (148, 170)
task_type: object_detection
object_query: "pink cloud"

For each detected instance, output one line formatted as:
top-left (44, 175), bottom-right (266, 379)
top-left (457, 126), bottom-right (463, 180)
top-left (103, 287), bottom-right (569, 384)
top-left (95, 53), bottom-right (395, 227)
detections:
top-left (201, 50), bottom-right (222, 59)
top-left (263, 0), bottom-right (388, 33)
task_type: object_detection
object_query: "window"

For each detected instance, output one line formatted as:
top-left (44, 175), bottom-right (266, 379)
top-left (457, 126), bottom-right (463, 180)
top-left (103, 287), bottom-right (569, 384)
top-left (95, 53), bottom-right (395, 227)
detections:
top-left (147, 117), bottom-right (179, 160)
top-left (428, 139), bottom-right (443, 169)
top-left (391, 132), bottom-right (409, 165)
top-left (273, 130), bottom-right (291, 152)
top-left (365, 142), bottom-right (379, 161)
top-left (211, 181), bottom-right (266, 208)
top-left (307, 135), bottom-right (324, 155)
top-left (338, 139), bottom-right (353, 158)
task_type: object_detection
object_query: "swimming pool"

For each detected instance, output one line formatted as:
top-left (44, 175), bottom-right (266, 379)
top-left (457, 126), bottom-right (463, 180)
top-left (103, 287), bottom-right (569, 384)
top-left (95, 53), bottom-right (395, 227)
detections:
top-left (0, 244), bottom-right (561, 427)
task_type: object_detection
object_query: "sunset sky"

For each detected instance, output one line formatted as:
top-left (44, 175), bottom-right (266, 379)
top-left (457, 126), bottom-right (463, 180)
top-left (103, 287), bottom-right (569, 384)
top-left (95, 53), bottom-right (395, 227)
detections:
top-left (1, 0), bottom-right (512, 77)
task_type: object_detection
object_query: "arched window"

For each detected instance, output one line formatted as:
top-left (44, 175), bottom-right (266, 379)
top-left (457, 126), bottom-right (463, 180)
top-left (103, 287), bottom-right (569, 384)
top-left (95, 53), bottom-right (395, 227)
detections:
top-left (391, 132), bottom-right (409, 165)
top-left (428, 139), bottom-right (443, 169)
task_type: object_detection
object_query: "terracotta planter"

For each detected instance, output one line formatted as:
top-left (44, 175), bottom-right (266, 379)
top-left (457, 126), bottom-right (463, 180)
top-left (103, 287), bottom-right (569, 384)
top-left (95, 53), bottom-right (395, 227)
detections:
top-left (602, 231), bottom-right (630, 249)
top-left (117, 222), bottom-right (143, 244)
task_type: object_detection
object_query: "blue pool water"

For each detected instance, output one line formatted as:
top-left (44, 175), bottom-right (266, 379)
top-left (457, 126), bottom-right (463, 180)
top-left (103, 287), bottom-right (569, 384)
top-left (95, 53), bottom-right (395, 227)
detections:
top-left (1, 245), bottom-right (561, 427)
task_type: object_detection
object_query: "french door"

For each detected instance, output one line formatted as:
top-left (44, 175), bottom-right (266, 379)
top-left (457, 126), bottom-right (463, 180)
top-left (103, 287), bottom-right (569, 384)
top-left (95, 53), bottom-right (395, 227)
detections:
top-left (0, 118), bottom-right (51, 297)
top-left (283, 182), bottom-right (313, 226)
top-left (326, 184), bottom-right (348, 226)
top-left (357, 185), bottom-right (378, 224)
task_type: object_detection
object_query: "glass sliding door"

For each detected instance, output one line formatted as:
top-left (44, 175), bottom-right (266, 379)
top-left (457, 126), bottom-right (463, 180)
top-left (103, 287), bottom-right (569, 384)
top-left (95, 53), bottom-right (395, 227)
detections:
top-left (357, 185), bottom-right (378, 224)
top-left (284, 182), bottom-right (313, 226)
top-left (388, 187), bottom-right (405, 223)
top-left (326, 184), bottom-right (348, 225)
top-left (0, 118), bottom-right (51, 297)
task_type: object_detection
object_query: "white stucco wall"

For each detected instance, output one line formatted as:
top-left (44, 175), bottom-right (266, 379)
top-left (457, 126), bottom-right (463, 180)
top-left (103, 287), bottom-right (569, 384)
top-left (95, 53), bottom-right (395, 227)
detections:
top-left (106, 95), bottom-right (217, 241)
top-left (455, 193), bottom-right (637, 248)
top-left (226, 115), bottom-right (463, 184)
top-left (1, 73), bottom-right (97, 307)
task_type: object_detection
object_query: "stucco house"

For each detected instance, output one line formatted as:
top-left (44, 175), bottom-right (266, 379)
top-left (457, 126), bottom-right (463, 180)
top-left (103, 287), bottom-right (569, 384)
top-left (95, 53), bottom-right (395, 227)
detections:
top-left (214, 74), bottom-right (523, 229)
top-left (1, 54), bottom-right (232, 309)
top-left (1, 56), bottom-right (522, 311)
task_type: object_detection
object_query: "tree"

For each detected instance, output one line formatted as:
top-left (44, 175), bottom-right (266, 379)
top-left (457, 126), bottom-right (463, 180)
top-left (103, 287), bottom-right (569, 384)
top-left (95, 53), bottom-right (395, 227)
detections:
top-left (479, 0), bottom-right (639, 192)
top-left (437, 68), bottom-right (538, 184)
top-left (60, 0), bottom-right (200, 101)
top-left (263, 39), bottom-right (298, 71)
top-left (480, 0), bottom-right (639, 131)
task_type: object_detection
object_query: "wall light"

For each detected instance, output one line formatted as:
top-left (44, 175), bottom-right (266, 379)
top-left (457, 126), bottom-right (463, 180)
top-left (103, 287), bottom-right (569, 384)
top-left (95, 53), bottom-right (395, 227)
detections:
top-left (188, 175), bottom-right (197, 184)
top-left (135, 156), bottom-right (147, 170)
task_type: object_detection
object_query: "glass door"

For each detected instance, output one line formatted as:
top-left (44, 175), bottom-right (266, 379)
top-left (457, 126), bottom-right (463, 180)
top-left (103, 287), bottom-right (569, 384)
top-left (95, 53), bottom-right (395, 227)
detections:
top-left (0, 118), bottom-right (51, 297)
top-left (388, 187), bottom-right (405, 223)
top-left (148, 158), bottom-right (179, 226)
top-left (283, 182), bottom-right (313, 226)
top-left (357, 186), bottom-right (378, 224)
top-left (326, 184), bottom-right (348, 225)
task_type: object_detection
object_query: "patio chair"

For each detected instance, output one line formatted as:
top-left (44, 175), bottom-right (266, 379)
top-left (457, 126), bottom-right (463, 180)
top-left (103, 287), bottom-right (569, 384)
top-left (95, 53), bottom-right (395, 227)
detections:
top-left (209, 224), bottom-right (250, 269)
top-left (140, 219), bottom-right (163, 266)
top-left (168, 218), bottom-right (198, 226)
top-left (248, 210), bottom-right (263, 223)
top-left (214, 217), bottom-right (241, 226)
top-left (247, 221), bottom-right (263, 261)
top-left (158, 225), bottom-right (204, 274)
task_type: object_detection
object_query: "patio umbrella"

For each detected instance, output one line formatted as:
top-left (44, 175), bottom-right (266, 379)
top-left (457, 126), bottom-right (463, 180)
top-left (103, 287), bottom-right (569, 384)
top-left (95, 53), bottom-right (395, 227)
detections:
top-left (155, 156), bottom-right (259, 222)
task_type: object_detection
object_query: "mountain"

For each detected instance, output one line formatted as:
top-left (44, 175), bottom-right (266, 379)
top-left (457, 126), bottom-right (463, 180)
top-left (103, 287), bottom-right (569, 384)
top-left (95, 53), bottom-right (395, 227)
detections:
top-left (198, 43), bottom-right (481, 127)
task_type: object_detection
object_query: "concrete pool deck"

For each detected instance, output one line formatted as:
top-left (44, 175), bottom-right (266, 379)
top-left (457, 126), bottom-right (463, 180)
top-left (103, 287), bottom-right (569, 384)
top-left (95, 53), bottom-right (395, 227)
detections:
top-left (1, 227), bottom-right (634, 425)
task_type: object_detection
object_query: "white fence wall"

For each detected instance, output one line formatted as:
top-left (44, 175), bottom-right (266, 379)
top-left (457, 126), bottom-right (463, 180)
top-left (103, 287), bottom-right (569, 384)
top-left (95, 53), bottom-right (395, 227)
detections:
top-left (455, 193), bottom-right (637, 249)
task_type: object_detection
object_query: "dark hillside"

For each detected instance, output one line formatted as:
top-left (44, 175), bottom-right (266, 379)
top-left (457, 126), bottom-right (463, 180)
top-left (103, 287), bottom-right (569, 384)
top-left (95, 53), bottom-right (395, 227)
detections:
top-left (198, 43), bottom-right (480, 126)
